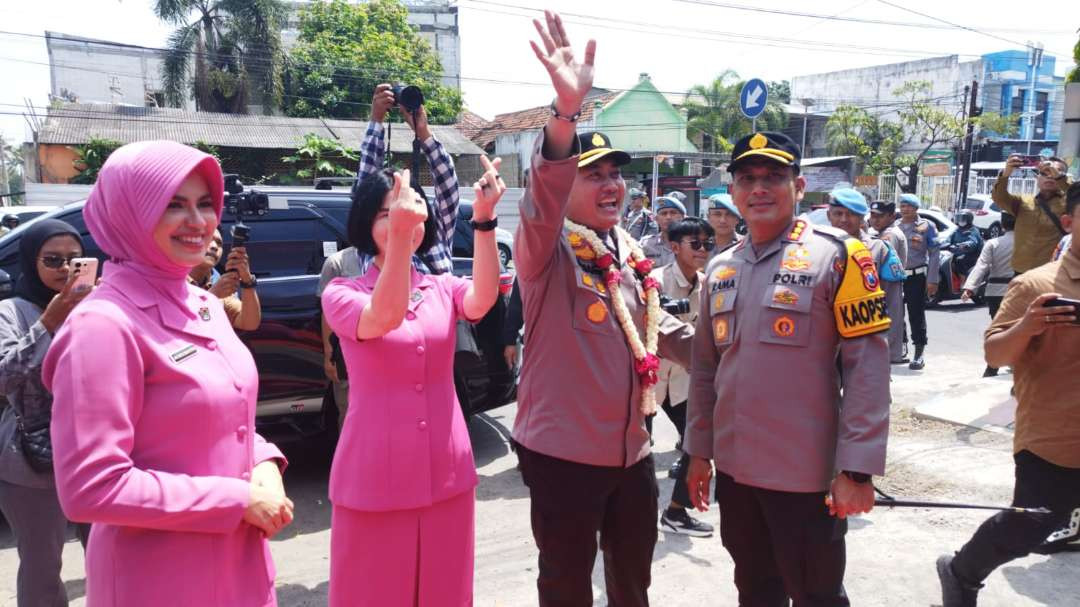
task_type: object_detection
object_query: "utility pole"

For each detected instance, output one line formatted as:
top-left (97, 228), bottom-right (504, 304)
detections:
top-left (1025, 42), bottom-right (1044, 155)
top-left (0, 134), bottom-right (9, 207)
top-left (957, 80), bottom-right (979, 212)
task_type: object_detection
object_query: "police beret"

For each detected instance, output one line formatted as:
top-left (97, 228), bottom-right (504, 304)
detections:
top-left (728, 131), bottom-right (802, 174)
top-left (898, 193), bottom-right (921, 208)
top-left (829, 188), bottom-right (868, 215)
top-left (577, 131), bottom-right (631, 168)
top-left (708, 193), bottom-right (740, 218)
top-left (869, 200), bottom-right (896, 215)
top-left (654, 196), bottom-right (687, 215)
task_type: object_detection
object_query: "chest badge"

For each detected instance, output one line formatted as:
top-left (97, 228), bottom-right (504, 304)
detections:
top-left (170, 345), bottom-right (198, 364)
top-left (713, 266), bottom-right (736, 281)
top-left (586, 300), bottom-right (608, 323)
top-left (410, 290), bottom-right (424, 304)
top-left (713, 293), bottom-right (725, 312)
top-left (713, 317), bottom-right (729, 342)
top-left (773, 315), bottom-right (796, 338)
top-left (773, 288), bottom-right (799, 306)
top-left (781, 247), bottom-right (812, 272)
top-left (198, 307), bottom-right (211, 322)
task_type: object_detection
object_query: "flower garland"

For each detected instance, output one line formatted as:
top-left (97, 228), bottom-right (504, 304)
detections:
top-left (565, 218), bottom-right (663, 416)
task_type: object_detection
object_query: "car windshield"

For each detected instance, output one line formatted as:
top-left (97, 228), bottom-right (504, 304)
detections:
top-left (963, 199), bottom-right (984, 211)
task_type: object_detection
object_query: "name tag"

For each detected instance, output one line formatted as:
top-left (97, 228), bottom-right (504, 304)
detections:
top-left (170, 345), bottom-right (198, 364)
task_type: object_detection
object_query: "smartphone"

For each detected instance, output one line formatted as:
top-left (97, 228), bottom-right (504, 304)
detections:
top-left (1043, 297), bottom-right (1080, 325)
top-left (70, 257), bottom-right (99, 291)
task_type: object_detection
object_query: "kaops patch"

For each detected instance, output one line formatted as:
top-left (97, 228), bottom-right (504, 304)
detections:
top-left (833, 238), bottom-right (891, 338)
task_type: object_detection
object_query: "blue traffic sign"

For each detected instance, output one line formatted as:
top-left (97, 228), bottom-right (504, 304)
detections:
top-left (739, 78), bottom-right (768, 119)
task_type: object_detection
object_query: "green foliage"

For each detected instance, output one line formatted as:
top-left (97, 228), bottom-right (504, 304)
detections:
top-left (280, 133), bottom-right (359, 184)
top-left (282, 0), bottom-right (462, 123)
top-left (156, 0), bottom-right (287, 114)
top-left (1068, 34), bottom-right (1080, 84)
top-left (684, 71), bottom-right (787, 154)
top-left (193, 140), bottom-right (222, 160)
top-left (768, 80), bottom-right (791, 104)
top-left (70, 137), bottom-right (123, 184)
top-left (0, 138), bottom-right (24, 202)
top-left (825, 105), bottom-right (908, 175)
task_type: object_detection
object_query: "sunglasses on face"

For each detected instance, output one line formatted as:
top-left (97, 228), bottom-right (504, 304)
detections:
top-left (682, 239), bottom-right (716, 252)
top-left (40, 254), bottom-right (79, 269)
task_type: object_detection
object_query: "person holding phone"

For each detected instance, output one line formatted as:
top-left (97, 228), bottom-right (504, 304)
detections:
top-left (993, 155), bottom-right (1070, 273)
top-left (937, 181), bottom-right (1080, 606)
top-left (321, 158), bottom-right (503, 606)
top-left (189, 230), bottom-right (262, 331)
top-left (0, 219), bottom-right (93, 607)
top-left (41, 141), bottom-right (292, 607)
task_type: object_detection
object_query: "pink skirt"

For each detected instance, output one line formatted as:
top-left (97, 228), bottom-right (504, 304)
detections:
top-left (329, 489), bottom-right (475, 607)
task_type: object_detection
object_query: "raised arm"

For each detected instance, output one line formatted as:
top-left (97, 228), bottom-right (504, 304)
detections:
top-left (529, 11), bottom-right (595, 161)
top-left (462, 156), bottom-right (505, 320)
top-left (355, 84), bottom-right (396, 187)
top-left (991, 155), bottom-right (1024, 216)
top-left (400, 104), bottom-right (460, 249)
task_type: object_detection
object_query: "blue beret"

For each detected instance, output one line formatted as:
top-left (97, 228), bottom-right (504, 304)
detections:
top-left (654, 196), bottom-right (686, 215)
top-left (829, 188), bottom-right (868, 215)
top-left (898, 193), bottom-right (921, 208)
top-left (708, 193), bottom-right (741, 218)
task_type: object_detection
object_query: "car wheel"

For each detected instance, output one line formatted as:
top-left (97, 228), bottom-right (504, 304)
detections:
top-left (497, 243), bottom-right (512, 268)
top-left (988, 223), bottom-right (1002, 239)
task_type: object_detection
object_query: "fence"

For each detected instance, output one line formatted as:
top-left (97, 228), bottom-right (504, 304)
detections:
top-left (871, 175), bottom-right (1039, 212)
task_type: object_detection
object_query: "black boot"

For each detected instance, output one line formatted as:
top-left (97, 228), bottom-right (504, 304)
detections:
top-left (982, 366), bottom-right (998, 377)
top-left (909, 345), bottom-right (925, 370)
top-left (936, 554), bottom-right (980, 607)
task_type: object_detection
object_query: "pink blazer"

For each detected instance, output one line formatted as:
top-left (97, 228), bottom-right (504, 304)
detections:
top-left (42, 263), bottom-right (285, 607)
top-left (322, 267), bottom-right (478, 512)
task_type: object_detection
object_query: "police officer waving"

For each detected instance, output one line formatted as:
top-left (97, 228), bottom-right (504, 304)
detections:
top-left (685, 132), bottom-right (891, 606)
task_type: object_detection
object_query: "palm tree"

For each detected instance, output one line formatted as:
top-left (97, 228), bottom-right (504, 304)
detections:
top-left (685, 70), bottom-right (787, 153)
top-left (156, 0), bottom-right (287, 114)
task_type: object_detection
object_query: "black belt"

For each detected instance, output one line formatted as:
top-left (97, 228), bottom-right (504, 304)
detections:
top-left (907, 266), bottom-right (928, 276)
top-left (987, 275), bottom-right (1015, 284)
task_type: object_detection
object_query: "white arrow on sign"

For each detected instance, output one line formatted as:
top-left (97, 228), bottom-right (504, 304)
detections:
top-left (745, 85), bottom-right (764, 109)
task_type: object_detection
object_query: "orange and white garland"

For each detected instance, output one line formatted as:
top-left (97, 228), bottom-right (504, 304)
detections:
top-left (565, 218), bottom-right (663, 415)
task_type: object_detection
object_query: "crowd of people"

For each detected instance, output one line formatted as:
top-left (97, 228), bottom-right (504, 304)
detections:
top-left (0, 9), bottom-right (1075, 607)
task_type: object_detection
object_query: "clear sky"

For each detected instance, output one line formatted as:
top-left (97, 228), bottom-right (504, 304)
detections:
top-left (1, 0), bottom-right (1077, 144)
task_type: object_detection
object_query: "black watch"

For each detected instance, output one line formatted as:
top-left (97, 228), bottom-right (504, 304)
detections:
top-left (471, 217), bottom-right (498, 232)
top-left (842, 471), bottom-right (872, 484)
top-left (239, 276), bottom-right (258, 289)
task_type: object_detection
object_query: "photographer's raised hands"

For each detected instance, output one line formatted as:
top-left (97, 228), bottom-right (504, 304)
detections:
top-left (530, 10), bottom-right (596, 159)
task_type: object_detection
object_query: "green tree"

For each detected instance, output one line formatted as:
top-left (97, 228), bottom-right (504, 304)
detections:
top-left (70, 137), bottom-right (123, 184)
top-left (768, 80), bottom-right (791, 104)
top-left (1, 137), bottom-right (24, 203)
top-left (283, 0), bottom-right (462, 123)
top-left (825, 105), bottom-right (908, 175)
top-left (1068, 31), bottom-right (1079, 83)
top-left (685, 71), bottom-right (787, 154)
top-left (280, 133), bottom-right (359, 184)
top-left (156, 0), bottom-right (287, 114)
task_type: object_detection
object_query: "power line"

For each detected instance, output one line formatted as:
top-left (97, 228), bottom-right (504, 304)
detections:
top-left (874, 0), bottom-right (1071, 57)
top-left (671, 0), bottom-right (1075, 35)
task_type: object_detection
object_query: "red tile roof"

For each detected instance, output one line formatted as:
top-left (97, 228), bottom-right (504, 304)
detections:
top-left (467, 92), bottom-right (618, 150)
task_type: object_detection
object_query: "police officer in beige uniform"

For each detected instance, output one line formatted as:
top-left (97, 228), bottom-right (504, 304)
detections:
top-left (639, 195), bottom-right (686, 267)
top-left (868, 200), bottom-right (909, 363)
top-left (513, 12), bottom-right (694, 606)
top-left (685, 131), bottom-right (891, 607)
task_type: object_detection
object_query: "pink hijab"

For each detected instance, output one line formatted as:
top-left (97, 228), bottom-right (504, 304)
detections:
top-left (85, 140), bottom-right (224, 304)
top-left (85, 140), bottom-right (223, 275)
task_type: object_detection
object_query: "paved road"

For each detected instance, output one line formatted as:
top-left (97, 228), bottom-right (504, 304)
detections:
top-left (2, 301), bottom-right (1077, 606)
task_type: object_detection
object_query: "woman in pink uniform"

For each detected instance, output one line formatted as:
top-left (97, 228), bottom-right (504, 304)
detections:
top-left (42, 141), bottom-right (294, 606)
top-left (322, 157), bottom-right (504, 606)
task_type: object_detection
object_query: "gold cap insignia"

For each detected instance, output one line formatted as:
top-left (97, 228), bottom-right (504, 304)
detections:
top-left (591, 133), bottom-right (606, 147)
top-left (749, 133), bottom-right (768, 150)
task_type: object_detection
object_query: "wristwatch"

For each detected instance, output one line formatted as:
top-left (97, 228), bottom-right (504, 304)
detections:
top-left (549, 101), bottom-right (582, 123)
top-left (842, 471), bottom-right (872, 484)
top-left (471, 218), bottom-right (498, 232)
top-left (239, 276), bottom-right (258, 289)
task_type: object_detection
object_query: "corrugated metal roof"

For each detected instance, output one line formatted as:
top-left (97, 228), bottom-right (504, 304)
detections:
top-left (37, 103), bottom-right (486, 155)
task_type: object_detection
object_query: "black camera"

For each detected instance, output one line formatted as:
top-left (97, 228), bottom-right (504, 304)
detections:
top-left (659, 294), bottom-right (691, 316)
top-left (223, 174), bottom-right (270, 217)
top-left (230, 223), bottom-right (251, 247)
top-left (391, 84), bottom-right (424, 113)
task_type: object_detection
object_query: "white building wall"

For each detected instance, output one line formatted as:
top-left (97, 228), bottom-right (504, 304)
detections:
top-left (46, 32), bottom-right (180, 108)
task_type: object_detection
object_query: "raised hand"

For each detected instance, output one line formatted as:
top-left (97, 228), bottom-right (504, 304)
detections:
top-left (388, 169), bottom-right (428, 238)
top-left (530, 10), bottom-right (595, 116)
top-left (370, 84), bottom-right (396, 123)
top-left (472, 156), bottom-right (505, 222)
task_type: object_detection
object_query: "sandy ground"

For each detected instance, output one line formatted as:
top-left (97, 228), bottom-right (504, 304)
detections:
top-left (1, 303), bottom-right (1077, 606)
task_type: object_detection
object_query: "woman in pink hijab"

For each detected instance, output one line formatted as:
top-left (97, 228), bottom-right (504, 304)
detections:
top-left (42, 141), bottom-right (293, 606)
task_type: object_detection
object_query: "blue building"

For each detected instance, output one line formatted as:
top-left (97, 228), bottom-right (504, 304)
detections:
top-left (980, 49), bottom-right (1066, 147)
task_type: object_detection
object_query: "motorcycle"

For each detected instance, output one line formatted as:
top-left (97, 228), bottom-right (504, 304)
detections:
top-left (929, 242), bottom-right (984, 306)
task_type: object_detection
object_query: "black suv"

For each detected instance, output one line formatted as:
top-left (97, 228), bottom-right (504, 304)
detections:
top-left (0, 189), bottom-right (517, 441)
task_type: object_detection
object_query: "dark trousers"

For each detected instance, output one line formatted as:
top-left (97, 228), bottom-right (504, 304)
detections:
top-left (952, 450), bottom-right (1080, 585)
top-left (714, 472), bottom-right (849, 607)
top-left (902, 271), bottom-right (929, 346)
top-left (986, 296), bottom-right (1003, 320)
top-left (516, 443), bottom-right (659, 607)
top-left (645, 399), bottom-right (691, 508)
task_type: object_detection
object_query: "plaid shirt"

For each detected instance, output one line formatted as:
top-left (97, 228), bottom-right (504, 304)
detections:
top-left (355, 121), bottom-right (459, 275)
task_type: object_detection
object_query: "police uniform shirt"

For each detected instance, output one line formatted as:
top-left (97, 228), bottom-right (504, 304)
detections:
top-left (881, 224), bottom-right (908, 268)
top-left (898, 218), bottom-right (940, 282)
top-left (650, 263), bottom-right (703, 407)
top-left (640, 232), bottom-right (676, 267)
top-left (685, 219), bottom-right (891, 492)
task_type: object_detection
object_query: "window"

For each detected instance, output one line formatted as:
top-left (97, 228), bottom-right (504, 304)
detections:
top-left (964, 199), bottom-right (985, 211)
